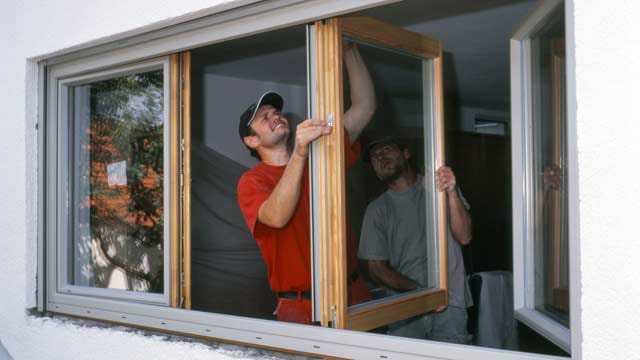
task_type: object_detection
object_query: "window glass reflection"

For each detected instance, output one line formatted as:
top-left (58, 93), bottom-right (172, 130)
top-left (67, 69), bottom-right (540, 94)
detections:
top-left (70, 69), bottom-right (165, 293)
top-left (190, 26), bottom-right (307, 320)
top-left (532, 7), bottom-right (569, 327)
top-left (347, 42), bottom-right (474, 343)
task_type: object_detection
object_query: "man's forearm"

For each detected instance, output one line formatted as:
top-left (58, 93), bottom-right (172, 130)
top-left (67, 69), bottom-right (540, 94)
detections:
top-left (257, 153), bottom-right (306, 228)
top-left (448, 190), bottom-right (472, 245)
top-left (258, 119), bottom-right (332, 228)
top-left (368, 260), bottom-right (417, 292)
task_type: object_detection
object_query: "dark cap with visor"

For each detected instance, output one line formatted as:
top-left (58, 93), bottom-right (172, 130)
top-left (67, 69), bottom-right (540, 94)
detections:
top-left (363, 134), bottom-right (407, 162)
top-left (238, 92), bottom-right (284, 140)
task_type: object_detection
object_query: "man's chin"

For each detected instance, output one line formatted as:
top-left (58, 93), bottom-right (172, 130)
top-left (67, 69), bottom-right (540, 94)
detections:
top-left (273, 126), bottom-right (289, 135)
top-left (272, 121), bottom-right (289, 131)
top-left (377, 172), bottom-right (399, 184)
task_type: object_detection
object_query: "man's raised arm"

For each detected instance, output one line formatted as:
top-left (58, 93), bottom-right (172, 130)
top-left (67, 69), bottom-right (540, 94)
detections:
top-left (343, 43), bottom-right (376, 143)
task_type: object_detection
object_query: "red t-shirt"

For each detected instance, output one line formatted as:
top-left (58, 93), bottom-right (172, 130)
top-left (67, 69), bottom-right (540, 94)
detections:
top-left (237, 134), bottom-right (361, 293)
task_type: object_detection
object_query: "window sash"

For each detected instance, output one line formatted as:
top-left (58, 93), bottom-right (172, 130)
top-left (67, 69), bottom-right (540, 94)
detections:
top-left (49, 59), bottom-right (173, 306)
top-left (311, 16), bottom-right (448, 331)
top-left (510, 0), bottom-right (571, 352)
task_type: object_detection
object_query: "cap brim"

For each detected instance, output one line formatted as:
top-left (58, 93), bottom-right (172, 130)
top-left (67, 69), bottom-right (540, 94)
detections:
top-left (363, 136), bottom-right (404, 162)
top-left (246, 91), bottom-right (284, 127)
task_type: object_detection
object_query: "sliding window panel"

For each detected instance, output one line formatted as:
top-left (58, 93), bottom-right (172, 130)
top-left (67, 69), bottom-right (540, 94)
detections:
top-left (312, 16), bottom-right (447, 331)
top-left (53, 59), bottom-right (173, 305)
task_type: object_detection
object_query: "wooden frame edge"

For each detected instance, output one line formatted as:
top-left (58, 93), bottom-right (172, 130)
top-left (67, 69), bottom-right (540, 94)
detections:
top-left (181, 51), bottom-right (192, 310)
top-left (336, 15), bottom-right (448, 330)
top-left (346, 289), bottom-right (446, 331)
top-left (169, 53), bottom-right (181, 308)
top-left (434, 47), bottom-right (448, 301)
top-left (340, 16), bottom-right (441, 59)
top-left (315, 18), bottom-right (348, 328)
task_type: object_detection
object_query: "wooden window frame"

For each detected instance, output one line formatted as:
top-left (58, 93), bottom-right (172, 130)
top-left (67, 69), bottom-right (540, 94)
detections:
top-left (313, 16), bottom-right (448, 331)
top-left (171, 51), bottom-right (192, 310)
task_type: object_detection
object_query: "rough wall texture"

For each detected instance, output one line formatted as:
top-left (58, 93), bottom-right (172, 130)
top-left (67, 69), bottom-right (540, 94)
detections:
top-left (573, 0), bottom-right (640, 359)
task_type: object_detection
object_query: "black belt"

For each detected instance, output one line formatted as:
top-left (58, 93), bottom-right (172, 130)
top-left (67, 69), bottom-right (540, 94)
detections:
top-left (277, 272), bottom-right (359, 300)
top-left (277, 291), bottom-right (311, 300)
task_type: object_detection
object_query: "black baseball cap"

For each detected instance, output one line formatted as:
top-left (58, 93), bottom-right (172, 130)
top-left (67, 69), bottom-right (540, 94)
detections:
top-left (363, 134), bottom-right (407, 162)
top-left (238, 91), bottom-right (284, 140)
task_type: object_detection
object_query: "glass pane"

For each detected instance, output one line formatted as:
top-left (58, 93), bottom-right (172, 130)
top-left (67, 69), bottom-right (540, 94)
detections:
top-left (346, 41), bottom-right (440, 312)
top-left (531, 7), bottom-right (569, 327)
top-left (189, 25), bottom-right (307, 320)
top-left (69, 69), bottom-right (165, 294)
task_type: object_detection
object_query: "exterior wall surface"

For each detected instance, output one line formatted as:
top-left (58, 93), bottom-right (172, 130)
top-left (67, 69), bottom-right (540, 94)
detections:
top-left (572, 0), bottom-right (640, 359)
top-left (1, 0), bottom-right (640, 359)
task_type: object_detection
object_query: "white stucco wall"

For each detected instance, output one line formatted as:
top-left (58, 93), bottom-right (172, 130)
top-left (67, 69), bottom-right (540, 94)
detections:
top-left (572, 0), bottom-right (640, 359)
top-left (1, 0), bottom-right (640, 359)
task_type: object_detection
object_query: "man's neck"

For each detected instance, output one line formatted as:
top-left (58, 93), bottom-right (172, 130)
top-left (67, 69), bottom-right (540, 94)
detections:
top-left (387, 170), bottom-right (417, 193)
top-left (259, 145), bottom-right (291, 166)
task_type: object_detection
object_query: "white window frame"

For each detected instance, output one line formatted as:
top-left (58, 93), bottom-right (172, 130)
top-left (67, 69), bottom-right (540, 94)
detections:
top-left (50, 59), bottom-right (172, 305)
top-left (511, 0), bottom-right (577, 354)
top-left (37, 0), bottom-right (579, 358)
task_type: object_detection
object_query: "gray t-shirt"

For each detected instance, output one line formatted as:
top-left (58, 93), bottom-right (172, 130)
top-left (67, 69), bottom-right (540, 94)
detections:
top-left (358, 177), bottom-right (472, 308)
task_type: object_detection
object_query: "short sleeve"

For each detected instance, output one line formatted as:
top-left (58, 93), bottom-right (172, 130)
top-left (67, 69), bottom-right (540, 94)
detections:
top-left (237, 171), bottom-right (273, 235)
top-left (358, 200), bottom-right (389, 261)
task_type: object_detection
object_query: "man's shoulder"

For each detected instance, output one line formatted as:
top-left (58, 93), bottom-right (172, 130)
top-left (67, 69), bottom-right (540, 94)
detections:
top-left (364, 191), bottom-right (390, 215)
top-left (241, 162), bottom-right (264, 176)
top-left (238, 163), bottom-right (278, 190)
top-left (240, 162), bottom-right (277, 178)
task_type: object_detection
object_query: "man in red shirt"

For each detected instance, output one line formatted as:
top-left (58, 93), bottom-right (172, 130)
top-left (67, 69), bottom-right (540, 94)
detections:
top-left (237, 44), bottom-right (375, 324)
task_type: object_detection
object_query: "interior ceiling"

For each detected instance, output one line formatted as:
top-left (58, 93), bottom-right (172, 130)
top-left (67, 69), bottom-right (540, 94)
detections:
top-left (360, 0), bottom-right (537, 111)
top-left (195, 0), bottom-right (537, 112)
top-left (193, 26), bottom-right (307, 85)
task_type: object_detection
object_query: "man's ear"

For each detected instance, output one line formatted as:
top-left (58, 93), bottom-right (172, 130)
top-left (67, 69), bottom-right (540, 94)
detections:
top-left (243, 135), bottom-right (259, 150)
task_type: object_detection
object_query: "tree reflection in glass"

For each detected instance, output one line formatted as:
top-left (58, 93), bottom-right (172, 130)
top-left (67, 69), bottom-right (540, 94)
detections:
top-left (70, 70), bottom-right (165, 293)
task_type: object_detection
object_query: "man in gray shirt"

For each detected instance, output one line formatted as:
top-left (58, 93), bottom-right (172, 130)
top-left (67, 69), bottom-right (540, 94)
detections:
top-left (358, 136), bottom-right (473, 344)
